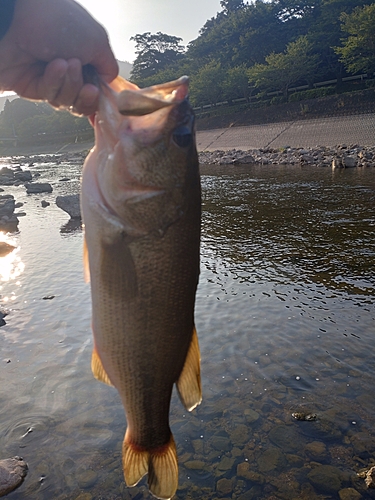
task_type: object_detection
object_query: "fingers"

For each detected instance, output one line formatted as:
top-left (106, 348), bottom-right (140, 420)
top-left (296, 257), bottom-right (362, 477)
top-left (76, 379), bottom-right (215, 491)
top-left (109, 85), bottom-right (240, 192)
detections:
top-left (40, 58), bottom-right (100, 115)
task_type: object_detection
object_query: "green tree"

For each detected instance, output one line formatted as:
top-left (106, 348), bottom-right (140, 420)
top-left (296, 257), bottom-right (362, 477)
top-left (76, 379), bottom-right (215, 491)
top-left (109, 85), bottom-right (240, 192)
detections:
top-left (335, 3), bottom-right (375, 74)
top-left (248, 35), bottom-right (320, 96)
top-left (189, 61), bottom-right (226, 106)
top-left (306, 0), bottom-right (368, 83)
top-left (130, 32), bottom-right (185, 83)
top-left (222, 64), bottom-right (254, 102)
top-left (220, 0), bottom-right (245, 13)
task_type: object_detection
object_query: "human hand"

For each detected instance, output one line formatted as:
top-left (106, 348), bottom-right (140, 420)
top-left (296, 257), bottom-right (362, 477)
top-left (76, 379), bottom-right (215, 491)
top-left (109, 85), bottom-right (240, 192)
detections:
top-left (0, 0), bottom-right (118, 115)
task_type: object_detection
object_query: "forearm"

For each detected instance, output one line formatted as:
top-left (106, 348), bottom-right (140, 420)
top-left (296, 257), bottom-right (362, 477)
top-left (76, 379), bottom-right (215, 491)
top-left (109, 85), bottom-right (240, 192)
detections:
top-left (0, 0), bottom-right (16, 40)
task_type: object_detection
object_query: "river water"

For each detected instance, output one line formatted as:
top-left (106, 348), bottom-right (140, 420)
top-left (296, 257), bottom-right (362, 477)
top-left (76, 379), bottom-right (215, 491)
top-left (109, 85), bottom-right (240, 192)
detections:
top-left (0, 158), bottom-right (375, 499)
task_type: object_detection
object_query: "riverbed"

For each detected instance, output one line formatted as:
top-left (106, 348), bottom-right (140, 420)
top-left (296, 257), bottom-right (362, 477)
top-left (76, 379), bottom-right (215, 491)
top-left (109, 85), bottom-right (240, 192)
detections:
top-left (0, 157), bottom-right (375, 499)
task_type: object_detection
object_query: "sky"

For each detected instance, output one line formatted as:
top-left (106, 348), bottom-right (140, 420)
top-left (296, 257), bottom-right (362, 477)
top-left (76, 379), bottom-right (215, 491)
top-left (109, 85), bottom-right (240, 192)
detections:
top-left (77, 0), bottom-right (222, 63)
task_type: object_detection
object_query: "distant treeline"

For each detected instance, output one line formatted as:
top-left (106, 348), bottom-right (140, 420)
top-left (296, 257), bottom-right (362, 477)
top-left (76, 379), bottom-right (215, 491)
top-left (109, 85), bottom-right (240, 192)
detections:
top-left (130, 0), bottom-right (375, 106)
top-left (0, 98), bottom-right (93, 144)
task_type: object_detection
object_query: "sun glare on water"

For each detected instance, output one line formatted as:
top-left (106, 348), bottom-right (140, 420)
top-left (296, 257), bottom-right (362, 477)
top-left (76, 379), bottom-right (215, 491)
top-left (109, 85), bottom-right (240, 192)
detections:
top-left (0, 233), bottom-right (24, 296)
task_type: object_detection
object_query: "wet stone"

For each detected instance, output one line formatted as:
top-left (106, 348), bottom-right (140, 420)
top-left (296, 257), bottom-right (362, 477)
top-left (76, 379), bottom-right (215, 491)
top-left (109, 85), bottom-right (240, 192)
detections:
top-left (75, 494), bottom-right (93, 500)
top-left (216, 477), bottom-right (233, 496)
top-left (237, 462), bottom-right (265, 484)
top-left (257, 447), bottom-right (286, 472)
top-left (230, 424), bottom-right (249, 446)
top-left (305, 440), bottom-right (328, 460)
top-left (0, 457), bottom-right (28, 496)
top-left (184, 460), bottom-right (206, 470)
top-left (25, 182), bottom-right (53, 194)
top-left (365, 466), bottom-right (375, 488)
top-left (338, 487), bottom-right (362, 500)
top-left (191, 438), bottom-right (204, 455)
top-left (217, 456), bottom-right (235, 471)
top-left (307, 464), bottom-right (343, 493)
top-left (269, 424), bottom-right (302, 453)
top-left (211, 435), bottom-right (232, 452)
top-left (244, 409), bottom-right (260, 424)
top-left (76, 469), bottom-right (98, 488)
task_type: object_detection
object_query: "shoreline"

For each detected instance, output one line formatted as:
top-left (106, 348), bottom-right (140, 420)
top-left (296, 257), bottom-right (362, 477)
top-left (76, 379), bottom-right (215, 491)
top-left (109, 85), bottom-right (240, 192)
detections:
top-left (2, 143), bottom-right (374, 169)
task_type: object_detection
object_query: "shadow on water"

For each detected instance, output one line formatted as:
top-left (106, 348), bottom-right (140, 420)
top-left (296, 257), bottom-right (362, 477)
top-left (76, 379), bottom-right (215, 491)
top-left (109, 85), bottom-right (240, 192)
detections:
top-left (1, 159), bottom-right (375, 499)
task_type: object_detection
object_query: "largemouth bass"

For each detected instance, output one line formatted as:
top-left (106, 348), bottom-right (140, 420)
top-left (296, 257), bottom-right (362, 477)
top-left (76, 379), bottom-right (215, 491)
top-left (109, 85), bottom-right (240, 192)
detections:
top-left (81, 75), bottom-right (201, 500)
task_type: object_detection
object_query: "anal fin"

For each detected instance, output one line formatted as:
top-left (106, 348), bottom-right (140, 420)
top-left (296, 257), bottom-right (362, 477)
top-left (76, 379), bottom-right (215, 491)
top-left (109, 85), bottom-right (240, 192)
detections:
top-left (91, 348), bottom-right (113, 386)
top-left (176, 326), bottom-right (202, 411)
top-left (123, 432), bottom-right (178, 500)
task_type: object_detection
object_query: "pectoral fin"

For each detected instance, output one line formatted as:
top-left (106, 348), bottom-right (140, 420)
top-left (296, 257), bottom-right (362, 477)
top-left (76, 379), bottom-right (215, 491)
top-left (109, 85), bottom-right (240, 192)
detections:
top-left (91, 347), bottom-right (113, 386)
top-left (176, 327), bottom-right (202, 411)
top-left (83, 235), bottom-right (90, 283)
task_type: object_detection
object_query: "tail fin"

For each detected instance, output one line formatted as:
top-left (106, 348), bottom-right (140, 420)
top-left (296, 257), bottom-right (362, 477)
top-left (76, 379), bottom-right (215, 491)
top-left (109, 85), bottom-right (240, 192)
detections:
top-left (122, 433), bottom-right (178, 500)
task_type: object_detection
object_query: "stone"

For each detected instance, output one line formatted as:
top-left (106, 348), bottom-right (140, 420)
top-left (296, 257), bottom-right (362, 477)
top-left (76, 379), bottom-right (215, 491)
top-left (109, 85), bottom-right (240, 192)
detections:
top-left (230, 424), bottom-right (249, 446)
top-left (0, 457), bottom-right (28, 496)
top-left (338, 487), bottom-right (362, 500)
top-left (343, 156), bottom-right (357, 168)
top-left (305, 440), bottom-right (328, 460)
top-left (216, 477), bottom-right (233, 496)
top-left (25, 182), bottom-right (53, 194)
top-left (14, 170), bottom-right (32, 182)
top-left (76, 469), bottom-right (98, 489)
top-left (217, 456), bottom-right (235, 471)
top-left (211, 435), bottom-right (232, 452)
top-left (365, 466), bottom-right (375, 488)
top-left (257, 447), bottom-right (286, 472)
top-left (184, 460), bottom-right (206, 470)
top-left (41, 200), bottom-right (50, 208)
top-left (244, 409), bottom-right (260, 424)
top-left (56, 194), bottom-right (81, 219)
top-left (0, 195), bottom-right (15, 217)
top-left (237, 462), bottom-right (265, 484)
top-left (307, 465), bottom-right (343, 493)
top-left (269, 425), bottom-right (302, 453)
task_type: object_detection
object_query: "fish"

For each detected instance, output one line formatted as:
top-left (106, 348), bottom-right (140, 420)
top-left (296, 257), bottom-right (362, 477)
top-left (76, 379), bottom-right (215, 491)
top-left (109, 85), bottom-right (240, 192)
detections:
top-left (81, 74), bottom-right (202, 500)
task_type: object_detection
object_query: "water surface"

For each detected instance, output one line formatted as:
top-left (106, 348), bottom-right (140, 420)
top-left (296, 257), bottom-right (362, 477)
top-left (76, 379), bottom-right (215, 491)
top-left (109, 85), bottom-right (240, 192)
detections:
top-left (1, 159), bottom-right (375, 499)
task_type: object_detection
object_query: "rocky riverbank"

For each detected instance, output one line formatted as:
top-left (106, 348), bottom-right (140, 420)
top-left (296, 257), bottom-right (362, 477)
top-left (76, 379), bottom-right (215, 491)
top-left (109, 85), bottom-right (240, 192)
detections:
top-left (199, 144), bottom-right (375, 167)
top-left (0, 144), bottom-right (373, 228)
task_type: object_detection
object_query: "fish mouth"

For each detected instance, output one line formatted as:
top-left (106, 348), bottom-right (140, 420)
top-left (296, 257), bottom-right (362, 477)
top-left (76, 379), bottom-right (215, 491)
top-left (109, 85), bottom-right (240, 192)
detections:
top-left (116, 76), bottom-right (190, 117)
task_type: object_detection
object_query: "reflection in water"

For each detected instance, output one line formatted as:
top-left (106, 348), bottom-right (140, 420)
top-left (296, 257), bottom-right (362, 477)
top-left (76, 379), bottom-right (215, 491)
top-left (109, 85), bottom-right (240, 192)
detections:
top-left (0, 234), bottom-right (24, 302)
top-left (0, 161), bottom-right (375, 499)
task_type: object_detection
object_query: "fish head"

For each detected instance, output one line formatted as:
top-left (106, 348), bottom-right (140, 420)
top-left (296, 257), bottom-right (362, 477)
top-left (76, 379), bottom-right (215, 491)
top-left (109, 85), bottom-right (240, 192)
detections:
top-left (94, 76), bottom-right (199, 238)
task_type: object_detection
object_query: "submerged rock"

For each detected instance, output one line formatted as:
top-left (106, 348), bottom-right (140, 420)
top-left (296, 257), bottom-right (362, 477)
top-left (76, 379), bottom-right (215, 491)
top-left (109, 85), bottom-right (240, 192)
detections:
top-left (307, 464), bottom-right (343, 493)
top-left (338, 487), bottom-right (362, 500)
top-left (0, 457), bottom-right (28, 497)
top-left (56, 194), bottom-right (81, 219)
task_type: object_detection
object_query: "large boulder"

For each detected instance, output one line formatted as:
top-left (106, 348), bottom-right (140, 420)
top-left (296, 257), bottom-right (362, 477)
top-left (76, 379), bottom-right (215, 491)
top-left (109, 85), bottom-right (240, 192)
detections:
top-left (56, 194), bottom-right (81, 219)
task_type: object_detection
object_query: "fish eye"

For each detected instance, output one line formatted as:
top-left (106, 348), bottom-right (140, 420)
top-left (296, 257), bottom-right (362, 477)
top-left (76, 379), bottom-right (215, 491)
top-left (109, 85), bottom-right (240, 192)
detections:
top-left (172, 125), bottom-right (192, 148)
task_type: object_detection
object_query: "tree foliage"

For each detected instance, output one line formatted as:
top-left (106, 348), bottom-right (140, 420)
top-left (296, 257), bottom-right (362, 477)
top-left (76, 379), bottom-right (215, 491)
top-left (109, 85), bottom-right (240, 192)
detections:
top-left (248, 36), bottom-right (320, 96)
top-left (0, 98), bottom-right (91, 142)
top-left (335, 3), bottom-right (375, 74)
top-left (130, 32), bottom-right (185, 83)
